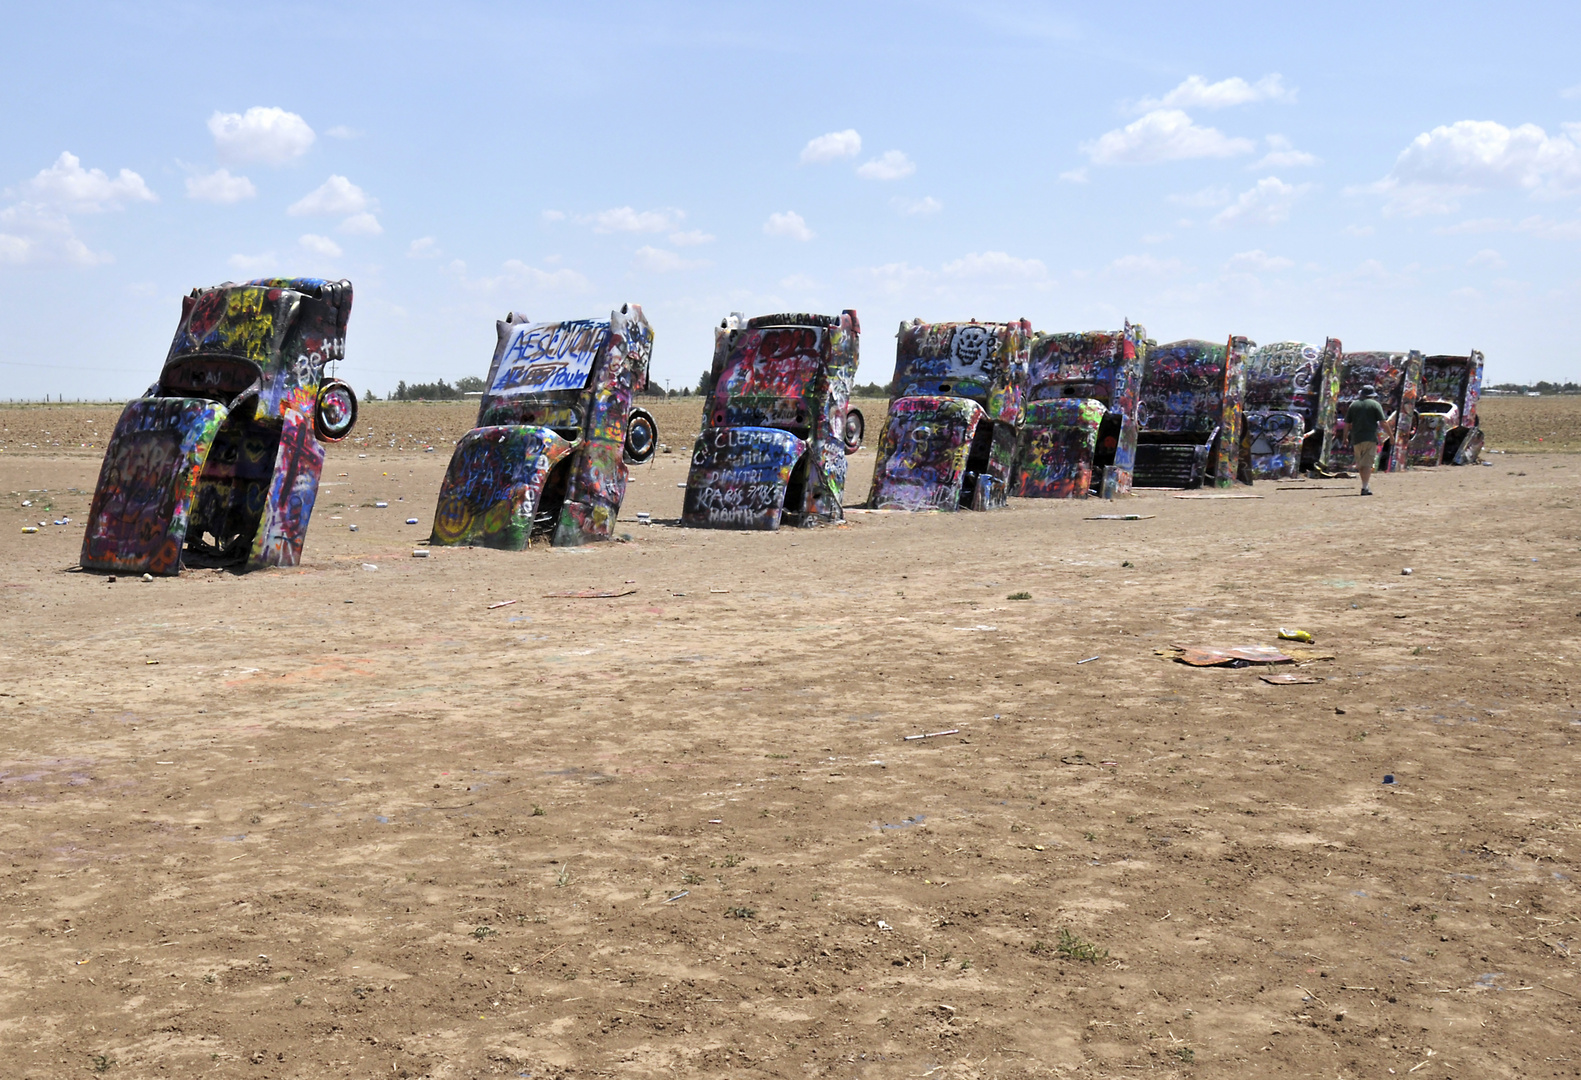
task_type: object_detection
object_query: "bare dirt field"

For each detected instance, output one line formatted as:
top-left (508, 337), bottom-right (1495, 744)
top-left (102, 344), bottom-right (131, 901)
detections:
top-left (1, 398), bottom-right (1578, 1079)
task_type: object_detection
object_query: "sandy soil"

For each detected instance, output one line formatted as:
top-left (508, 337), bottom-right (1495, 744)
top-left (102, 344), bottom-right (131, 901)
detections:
top-left (1, 399), bottom-right (1578, 1079)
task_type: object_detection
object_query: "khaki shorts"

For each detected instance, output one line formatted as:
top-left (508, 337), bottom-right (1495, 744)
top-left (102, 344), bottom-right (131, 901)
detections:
top-left (1352, 440), bottom-right (1378, 467)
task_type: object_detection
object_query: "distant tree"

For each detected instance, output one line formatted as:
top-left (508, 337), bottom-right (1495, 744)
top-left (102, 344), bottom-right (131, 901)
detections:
top-left (364, 388), bottom-right (379, 402)
top-left (392, 379), bottom-right (461, 400)
top-left (851, 381), bottom-right (891, 398)
top-left (456, 376), bottom-right (485, 393)
top-left (696, 369), bottom-right (716, 397)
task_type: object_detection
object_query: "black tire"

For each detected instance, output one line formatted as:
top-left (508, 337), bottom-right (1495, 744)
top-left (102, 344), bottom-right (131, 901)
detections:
top-left (625, 407), bottom-right (658, 464)
top-left (843, 408), bottom-right (865, 454)
top-left (314, 380), bottom-right (358, 442)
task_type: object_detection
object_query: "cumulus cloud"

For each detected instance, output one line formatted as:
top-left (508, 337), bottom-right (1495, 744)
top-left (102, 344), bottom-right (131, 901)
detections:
top-left (801, 129), bottom-right (862, 163)
top-left (857, 150), bottom-right (916, 180)
top-left (1252, 134), bottom-right (1320, 170)
top-left (764, 211), bottom-right (814, 241)
top-left (1436, 214), bottom-right (1581, 240)
top-left (632, 245), bottom-right (708, 272)
top-left (1167, 186), bottom-right (1233, 208)
top-left (584, 206), bottom-right (684, 233)
top-left (1082, 110), bottom-right (1256, 165)
top-left (1058, 168), bottom-right (1089, 183)
top-left (892, 195), bottom-right (942, 215)
top-left (1132, 74), bottom-right (1295, 112)
top-left (940, 250), bottom-right (1048, 280)
top-left (446, 258), bottom-right (591, 295)
top-left (668, 229), bottom-right (715, 246)
top-left (1105, 254), bottom-right (1187, 276)
top-left (299, 233), bottom-right (342, 257)
top-left (185, 168), bottom-right (256, 204)
top-left (324, 125), bottom-right (361, 139)
top-left (1227, 249), bottom-right (1295, 272)
top-left (288, 175), bottom-right (372, 216)
top-left (863, 251), bottom-right (1050, 296)
top-left (408, 237), bottom-right (439, 258)
top-left (209, 107), bottom-right (315, 165)
top-left (227, 251), bottom-right (278, 274)
top-left (0, 201), bottom-right (110, 265)
top-left (1359, 119), bottom-right (1581, 214)
top-left (338, 212), bottom-right (383, 236)
top-left (18, 151), bottom-right (156, 212)
top-left (1212, 177), bottom-right (1309, 227)
top-left (1467, 248), bottom-right (1506, 268)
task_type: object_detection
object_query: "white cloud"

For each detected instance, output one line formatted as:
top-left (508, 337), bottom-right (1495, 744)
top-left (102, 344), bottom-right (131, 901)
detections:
top-left (892, 195), bottom-right (942, 215)
top-left (668, 229), bottom-right (715, 246)
top-left (288, 175), bottom-right (373, 216)
top-left (1058, 168), bottom-right (1089, 183)
top-left (1467, 248), bottom-right (1506, 268)
top-left (541, 209), bottom-right (566, 223)
top-left (1359, 119), bottom-right (1581, 214)
top-left (18, 151), bottom-right (156, 212)
top-left (1562, 84), bottom-right (1581, 100)
top-left (185, 168), bottom-right (255, 204)
top-left (338, 212), bottom-right (383, 236)
top-left (299, 234), bottom-right (342, 257)
top-left (209, 107), bottom-right (315, 165)
top-left (227, 251), bottom-right (278, 274)
top-left (1436, 214), bottom-right (1581, 240)
top-left (857, 150), bottom-right (916, 180)
top-left (324, 125), bottom-right (360, 139)
top-left (780, 273), bottom-right (820, 291)
top-left (451, 259), bottom-right (590, 294)
top-left (407, 236), bottom-right (439, 258)
top-left (800, 129), bottom-right (861, 163)
top-left (940, 250), bottom-right (1048, 281)
top-left (0, 201), bottom-right (110, 265)
top-left (1106, 253), bottom-right (1187, 276)
top-left (583, 206), bottom-right (684, 233)
top-left (1168, 185), bottom-right (1233, 208)
top-left (1345, 224), bottom-right (1376, 237)
top-left (1212, 177), bottom-right (1309, 227)
top-left (1252, 134), bottom-right (1320, 169)
top-left (763, 210), bottom-right (814, 241)
top-left (1082, 110), bottom-right (1256, 165)
top-left (1133, 74), bottom-right (1295, 112)
top-left (632, 245), bottom-right (707, 272)
top-left (1227, 249), bottom-right (1295, 272)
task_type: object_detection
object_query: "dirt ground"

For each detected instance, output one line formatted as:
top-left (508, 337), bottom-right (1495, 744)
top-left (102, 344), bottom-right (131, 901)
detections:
top-left (1, 398), bottom-right (1578, 1079)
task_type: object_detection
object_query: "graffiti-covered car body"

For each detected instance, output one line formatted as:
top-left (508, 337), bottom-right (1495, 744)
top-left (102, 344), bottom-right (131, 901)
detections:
top-left (868, 319), bottom-right (1031, 511)
top-left (682, 310), bottom-right (860, 530)
top-left (1132, 336), bottom-right (1251, 488)
top-left (1241, 338), bottom-right (1341, 479)
top-left (429, 306), bottom-right (654, 549)
top-left (1320, 350), bottom-right (1423, 473)
top-left (1407, 351), bottom-right (1484, 466)
top-left (81, 278), bottom-right (357, 576)
top-left (1010, 324), bottom-right (1146, 499)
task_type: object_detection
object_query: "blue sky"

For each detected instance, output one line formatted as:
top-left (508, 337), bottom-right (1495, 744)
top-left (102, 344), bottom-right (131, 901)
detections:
top-left (3, 1), bottom-right (1579, 400)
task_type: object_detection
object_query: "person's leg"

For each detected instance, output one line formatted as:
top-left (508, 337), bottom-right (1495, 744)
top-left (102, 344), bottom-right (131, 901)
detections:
top-left (1356, 440), bottom-right (1376, 492)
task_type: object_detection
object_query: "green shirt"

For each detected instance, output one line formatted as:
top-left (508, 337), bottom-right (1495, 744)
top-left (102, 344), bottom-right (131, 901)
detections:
top-left (1346, 397), bottom-right (1388, 443)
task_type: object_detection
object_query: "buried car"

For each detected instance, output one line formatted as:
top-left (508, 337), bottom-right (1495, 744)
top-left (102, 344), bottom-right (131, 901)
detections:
top-left (868, 318), bottom-right (1032, 511)
top-left (682, 310), bottom-right (861, 530)
top-left (1320, 349), bottom-right (1423, 473)
top-left (81, 277), bottom-right (358, 576)
top-left (1407, 351), bottom-right (1485, 466)
top-left (1241, 338), bottom-right (1342, 479)
top-left (1132, 336), bottom-right (1253, 488)
top-left (1010, 324), bottom-right (1146, 499)
top-left (429, 306), bottom-right (655, 549)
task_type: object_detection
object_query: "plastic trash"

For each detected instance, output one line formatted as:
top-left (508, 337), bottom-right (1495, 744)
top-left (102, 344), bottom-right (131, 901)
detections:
top-left (375, 501), bottom-right (389, 508)
top-left (348, 524), bottom-right (358, 532)
top-left (1383, 774), bottom-right (1396, 785)
top-left (636, 512), bottom-right (652, 525)
top-left (141, 573), bottom-right (153, 582)
top-left (411, 549), bottom-right (430, 558)
top-left (405, 517), bottom-right (418, 525)
top-left (20, 526), bottom-right (37, 534)
top-left (1278, 628), bottom-right (1314, 643)
top-left (1401, 568), bottom-right (1413, 576)
top-left (362, 563), bottom-right (378, 572)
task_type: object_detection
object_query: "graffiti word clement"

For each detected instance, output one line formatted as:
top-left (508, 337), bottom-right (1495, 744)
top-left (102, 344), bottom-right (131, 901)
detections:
top-left (490, 320), bottom-right (604, 396)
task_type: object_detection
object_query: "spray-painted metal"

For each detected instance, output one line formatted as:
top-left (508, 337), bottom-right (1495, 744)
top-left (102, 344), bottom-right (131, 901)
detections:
top-left (1133, 336), bottom-right (1252, 488)
top-left (1320, 350), bottom-right (1423, 473)
top-left (81, 278), bottom-right (356, 576)
top-left (429, 306), bottom-right (654, 549)
top-left (1011, 324), bottom-right (1146, 499)
top-left (1242, 338), bottom-right (1342, 479)
top-left (868, 319), bottom-right (1032, 510)
top-left (1408, 351), bottom-right (1485, 465)
top-left (682, 311), bottom-right (861, 530)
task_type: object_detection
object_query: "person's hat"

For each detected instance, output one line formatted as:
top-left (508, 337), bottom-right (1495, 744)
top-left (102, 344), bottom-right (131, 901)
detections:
top-left (1359, 384), bottom-right (1377, 398)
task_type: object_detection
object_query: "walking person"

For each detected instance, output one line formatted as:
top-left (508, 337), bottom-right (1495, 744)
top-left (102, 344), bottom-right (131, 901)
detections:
top-left (1345, 384), bottom-right (1389, 495)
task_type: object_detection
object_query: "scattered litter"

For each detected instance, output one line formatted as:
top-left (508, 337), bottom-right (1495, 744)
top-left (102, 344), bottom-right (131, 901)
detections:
top-left (1278, 628), bottom-right (1314, 643)
top-left (1076, 655), bottom-right (1101, 664)
top-left (543, 588), bottom-right (637, 599)
top-left (954, 624), bottom-right (997, 631)
top-left (362, 563), bottom-right (378, 572)
top-left (20, 500), bottom-right (30, 506)
top-left (1260, 673), bottom-right (1323, 685)
top-left (707, 819), bottom-right (723, 824)
top-left (877, 920), bottom-right (893, 931)
top-left (375, 501), bottom-right (388, 508)
top-left (904, 729), bottom-right (960, 741)
top-left (1085, 513), bottom-right (1155, 520)
top-left (488, 599), bottom-right (517, 609)
top-left (1169, 645), bottom-right (1293, 667)
top-left (145, 659), bottom-right (159, 665)
top-left (348, 524), bottom-right (358, 531)
top-left (140, 573), bottom-right (153, 582)
top-left (636, 512), bottom-right (652, 525)
top-left (1401, 568), bottom-right (1413, 576)
top-left (405, 517), bottom-right (418, 525)
top-left (1172, 491), bottom-right (1263, 499)
top-left (676, 482), bottom-right (686, 488)
top-left (709, 588), bottom-right (730, 594)
top-left (20, 526), bottom-right (37, 534)
top-left (1383, 774), bottom-right (1397, 785)
top-left (411, 549), bottom-right (430, 558)
top-left (662, 891), bottom-right (689, 903)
